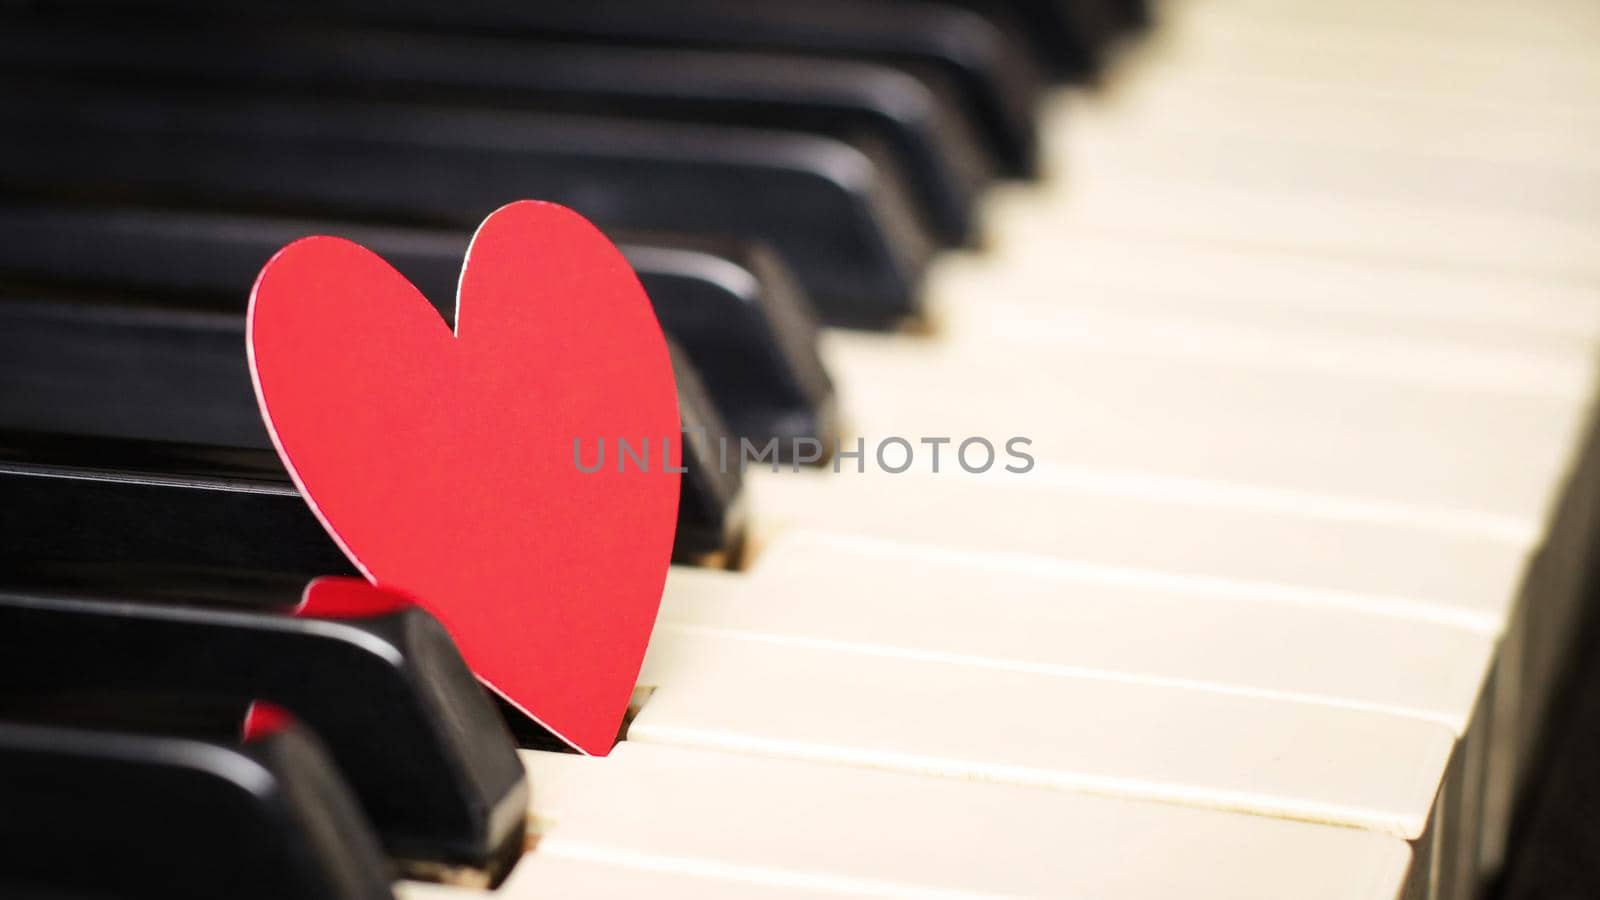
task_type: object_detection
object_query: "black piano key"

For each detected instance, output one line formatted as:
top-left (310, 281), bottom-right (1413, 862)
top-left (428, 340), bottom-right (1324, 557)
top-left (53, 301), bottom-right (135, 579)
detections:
top-left (0, 295), bottom-right (745, 559)
top-left (0, 718), bottom-right (395, 900)
top-left (0, 582), bottom-right (530, 872)
top-left (0, 82), bottom-right (934, 326)
top-left (1110, 0), bottom-right (1152, 31)
top-left (39, 0), bottom-right (1044, 176)
top-left (670, 340), bottom-right (747, 562)
top-left (0, 20), bottom-right (992, 244)
top-left (0, 205), bottom-right (838, 450)
top-left (953, 0), bottom-right (1119, 79)
top-left (0, 433), bottom-right (356, 582)
top-left (625, 240), bottom-right (839, 450)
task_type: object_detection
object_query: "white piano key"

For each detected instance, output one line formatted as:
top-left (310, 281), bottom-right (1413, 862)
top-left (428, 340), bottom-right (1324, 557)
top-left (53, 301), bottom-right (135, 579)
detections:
top-left (933, 300), bottom-right (1594, 398)
top-left (1058, 109), bottom-right (1600, 227)
top-left (509, 744), bottom-right (1413, 900)
top-left (662, 533), bottom-right (1495, 732)
top-left (927, 241), bottom-right (1600, 351)
top-left (627, 626), bottom-right (1456, 838)
top-left (820, 334), bottom-right (1588, 528)
top-left (1151, 3), bottom-right (1600, 111)
top-left (1065, 131), bottom-right (1599, 233)
top-left (1051, 75), bottom-right (1600, 179)
top-left (1192, 0), bottom-right (1600, 65)
top-left (746, 468), bottom-right (1530, 632)
top-left (989, 175), bottom-right (1600, 285)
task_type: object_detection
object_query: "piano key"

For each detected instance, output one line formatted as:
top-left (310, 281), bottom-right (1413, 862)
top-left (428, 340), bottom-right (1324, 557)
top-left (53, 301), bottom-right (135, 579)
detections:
top-left (0, 717), bottom-right (395, 900)
top-left (0, 84), bottom-right (934, 325)
top-left (1192, 0), bottom-right (1600, 67)
top-left (1140, 2), bottom-right (1600, 111)
top-left (1058, 66), bottom-right (1600, 177)
top-left (821, 332), bottom-right (1590, 528)
top-left (0, 205), bottom-right (837, 449)
top-left (623, 621), bottom-right (1455, 837)
top-left (0, 21), bottom-right (992, 244)
top-left (1052, 103), bottom-right (1600, 228)
top-left (0, 305), bottom-right (745, 561)
top-left (663, 532), bottom-right (1496, 732)
top-left (93, 0), bottom-right (1046, 175)
top-left (485, 743), bottom-right (1413, 900)
top-left (929, 297), bottom-right (1593, 398)
top-left (0, 579), bottom-right (528, 873)
top-left (948, 0), bottom-right (1119, 79)
top-left (925, 234), bottom-right (1600, 350)
top-left (1110, 0), bottom-right (1152, 31)
top-left (746, 469), bottom-right (1531, 632)
top-left (989, 171), bottom-right (1600, 285)
top-left (669, 344), bottom-right (749, 562)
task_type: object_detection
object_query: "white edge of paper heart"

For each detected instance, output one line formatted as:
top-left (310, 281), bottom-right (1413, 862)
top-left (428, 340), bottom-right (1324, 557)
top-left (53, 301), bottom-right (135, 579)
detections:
top-left (247, 202), bottom-right (597, 757)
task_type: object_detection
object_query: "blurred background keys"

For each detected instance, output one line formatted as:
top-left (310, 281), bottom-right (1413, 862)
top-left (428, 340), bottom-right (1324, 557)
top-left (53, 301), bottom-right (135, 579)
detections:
top-left (0, 583), bottom-right (530, 874)
top-left (0, 717), bottom-right (397, 900)
top-left (0, 22), bottom-right (992, 244)
top-left (0, 83), bottom-right (934, 325)
top-left (42, 0), bottom-right (1047, 175)
top-left (951, 0), bottom-right (1122, 80)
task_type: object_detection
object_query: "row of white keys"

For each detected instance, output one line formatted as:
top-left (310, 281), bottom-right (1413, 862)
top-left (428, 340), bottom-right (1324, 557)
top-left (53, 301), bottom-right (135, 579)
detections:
top-left (631, 572), bottom-right (1453, 837)
top-left (988, 157), bottom-right (1600, 285)
top-left (984, 4), bottom-right (1600, 280)
top-left (399, 744), bottom-right (1410, 900)
top-left (1104, 1), bottom-right (1600, 146)
top-left (809, 1), bottom-right (1600, 536)
top-left (662, 532), bottom-right (1494, 732)
top-left (1187, 0), bottom-right (1600, 79)
top-left (747, 468), bottom-right (1530, 631)
top-left (411, 4), bottom-right (1598, 897)
top-left (684, 0), bottom-right (1600, 889)
top-left (820, 329), bottom-right (1590, 529)
top-left (927, 242), bottom-right (1600, 363)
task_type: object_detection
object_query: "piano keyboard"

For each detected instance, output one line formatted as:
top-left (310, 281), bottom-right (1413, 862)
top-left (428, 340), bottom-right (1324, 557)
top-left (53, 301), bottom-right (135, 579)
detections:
top-left (1, 0), bottom-right (1597, 897)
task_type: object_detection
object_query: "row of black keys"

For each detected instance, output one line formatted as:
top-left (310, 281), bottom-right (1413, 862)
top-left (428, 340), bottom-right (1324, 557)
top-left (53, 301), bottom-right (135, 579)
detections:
top-left (0, 2), bottom-right (1143, 898)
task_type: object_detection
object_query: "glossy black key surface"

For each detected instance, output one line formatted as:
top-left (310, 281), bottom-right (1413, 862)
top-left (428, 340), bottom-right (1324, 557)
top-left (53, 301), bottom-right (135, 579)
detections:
top-left (0, 718), bottom-right (395, 900)
top-left (37, 0), bottom-right (1043, 175)
top-left (0, 21), bottom-right (992, 243)
top-left (0, 82), bottom-right (933, 326)
top-left (0, 583), bottom-right (529, 871)
top-left (0, 205), bottom-right (838, 450)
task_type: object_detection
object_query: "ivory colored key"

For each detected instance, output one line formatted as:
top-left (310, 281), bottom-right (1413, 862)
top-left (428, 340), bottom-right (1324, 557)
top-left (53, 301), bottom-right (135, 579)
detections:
top-left (1188, 0), bottom-right (1600, 71)
top-left (927, 242), bottom-right (1600, 358)
top-left (626, 625), bottom-right (1454, 837)
top-left (1059, 118), bottom-right (1600, 227)
top-left (1052, 66), bottom-right (1600, 180)
top-left (746, 468), bottom-right (1530, 632)
top-left (445, 744), bottom-right (1411, 900)
top-left (929, 298), bottom-right (1595, 398)
top-left (819, 331), bottom-right (1593, 525)
top-left (662, 532), bottom-right (1495, 732)
top-left (821, 333), bottom-right (1590, 526)
top-left (988, 174), bottom-right (1600, 285)
top-left (1142, 3), bottom-right (1600, 111)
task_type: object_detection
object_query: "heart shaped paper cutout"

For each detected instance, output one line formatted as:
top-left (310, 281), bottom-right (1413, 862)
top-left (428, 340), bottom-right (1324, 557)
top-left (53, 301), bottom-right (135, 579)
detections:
top-left (248, 201), bottom-right (681, 755)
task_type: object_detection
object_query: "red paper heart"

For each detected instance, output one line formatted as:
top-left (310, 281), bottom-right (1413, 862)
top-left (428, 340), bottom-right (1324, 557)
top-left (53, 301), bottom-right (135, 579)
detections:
top-left (248, 201), bottom-right (681, 755)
